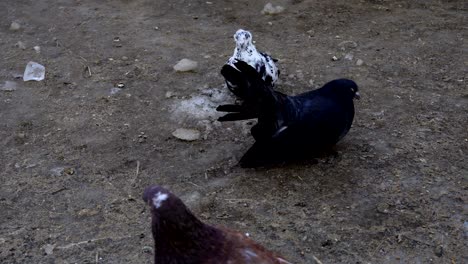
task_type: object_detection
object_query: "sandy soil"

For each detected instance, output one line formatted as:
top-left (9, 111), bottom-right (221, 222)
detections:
top-left (1, 0), bottom-right (467, 263)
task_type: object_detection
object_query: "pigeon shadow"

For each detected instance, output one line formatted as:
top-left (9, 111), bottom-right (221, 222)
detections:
top-left (236, 143), bottom-right (343, 169)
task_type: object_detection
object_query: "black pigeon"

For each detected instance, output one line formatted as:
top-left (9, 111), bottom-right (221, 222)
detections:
top-left (217, 60), bottom-right (360, 167)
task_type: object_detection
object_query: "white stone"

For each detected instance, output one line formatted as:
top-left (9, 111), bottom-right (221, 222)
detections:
top-left (356, 59), bottom-right (364, 66)
top-left (338, 40), bottom-right (358, 51)
top-left (33, 46), bottom-right (41, 53)
top-left (172, 128), bottom-right (201, 141)
top-left (1, 81), bottom-right (18, 91)
top-left (165, 91), bottom-right (174, 98)
top-left (43, 244), bottom-right (55, 255)
top-left (10, 22), bottom-right (21, 31)
top-left (23, 61), bottom-right (45, 81)
top-left (110, 87), bottom-right (122, 95)
top-left (16, 41), bottom-right (26, 50)
top-left (50, 167), bottom-right (65, 176)
top-left (261, 3), bottom-right (285, 15)
top-left (344, 53), bottom-right (354, 61)
top-left (173, 58), bottom-right (198, 72)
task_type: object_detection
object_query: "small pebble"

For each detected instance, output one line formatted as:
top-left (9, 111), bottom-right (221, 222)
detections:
top-left (338, 40), bottom-right (358, 51)
top-left (344, 53), bottom-right (354, 61)
top-left (117, 83), bottom-right (125, 88)
top-left (33, 46), bottom-right (41, 53)
top-left (77, 208), bottom-right (99, 217)
top-left (50, 167), bottom-right (65, 176)
top-left (142, 246), bottom-right (152, 254)
top-left (356, 59), bottom-right (364, 66)
top-left (12, 73), bottom-right (23, 79)
top-left (16, 41), bottom-right (26, 50)
top-left (172, 128), bottom-right (200, 141)
top-left (173, 58), bottom-right (198, 72)
top-left (64, 167), bottom-right (75, 175)
top-left (434, 245), bottom-right (443, 257)
top-left (43, 244), bottom-right (55, 255)
top-left (10, 22), bottom-right (21, 31)
top-left (110, 87), bottom-right (122, 95)
top-left (332, 56), bottom-right (339, 61)
top-left (261, 3), bottom-right (285, 15)
top-left (165, 91), bottom-right (174, 98)
top-left (376, 203), bottom-right (389, 214)
top-left (1, 81), bottom-right (18, 92)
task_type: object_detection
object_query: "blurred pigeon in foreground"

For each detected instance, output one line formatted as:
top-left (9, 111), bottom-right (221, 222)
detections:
top-left (224, 29), bottom-right (279, 99)
top-left (217, 60), bottom-right (360, 167)
top-left (143, 185), bottom-right (291, 264)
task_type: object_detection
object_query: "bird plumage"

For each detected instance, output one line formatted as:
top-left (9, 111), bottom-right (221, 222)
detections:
top-left (217, 60), bottom-right (360, 167)
top-left (143, 185), bottom-right (291, 264)
top-left (224, 29), bottom-right (279, 99)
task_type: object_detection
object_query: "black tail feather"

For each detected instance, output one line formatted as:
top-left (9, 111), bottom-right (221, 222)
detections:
top-left (231, 61), bottom-right (261, 81)
top-left (218, 112), bottom-right (257, 122)
top-left (221, 64), bottom-right (248, 99)
top-left (216, 104), bottom-right (243, 112)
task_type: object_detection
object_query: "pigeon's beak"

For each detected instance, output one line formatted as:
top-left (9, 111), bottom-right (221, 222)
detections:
top-left (354, 92), bottom-right (361, 100)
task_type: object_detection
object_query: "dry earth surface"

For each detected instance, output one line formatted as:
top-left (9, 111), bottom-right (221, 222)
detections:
top-left (1, 0), bottom-right (467, 263)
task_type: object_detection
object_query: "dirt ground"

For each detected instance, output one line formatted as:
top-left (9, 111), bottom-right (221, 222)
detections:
top-left (1, 0), bottom-right (467, 263)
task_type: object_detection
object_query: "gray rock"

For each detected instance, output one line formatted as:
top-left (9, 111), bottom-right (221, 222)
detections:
top-left (110, 87), bottom-right (122, 95)
top-left (10, 22), bottom-right (21, 31)
top-left (344, 53), bottom-right (354, 61)
top-left (261, 3), bottom-right (285, 15)
top-left (142, 246), bottom-right (152, 254)
top-left (173, 59), bottom-right (198, 72)
top-left (1, 81), bottom-right (18, 91)
top-left (23, 61), bottom-right (45, 81)
top-left (172, 128), bottom-right (200, 141)
top-left (338, 40), bottom-right (358, 51)
top-left (43, 244), bottom-right (55, 255)
top-left (434, 245), bottom-right (443, 257)
top-left (16, 41), bottom-right (26, 50)
top-left (50, 167), bottom-right (65, 176)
